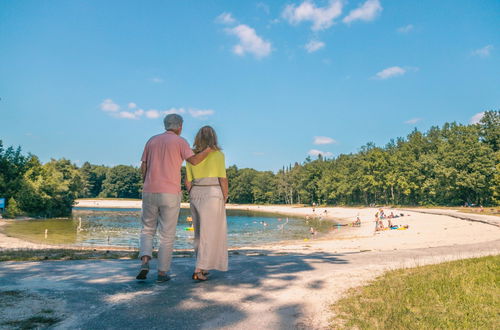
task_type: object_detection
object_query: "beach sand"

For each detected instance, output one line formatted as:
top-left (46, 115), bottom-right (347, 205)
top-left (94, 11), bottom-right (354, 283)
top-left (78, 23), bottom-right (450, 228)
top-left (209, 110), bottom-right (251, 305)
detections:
top-left (2, 200), bottom-right (499, 253)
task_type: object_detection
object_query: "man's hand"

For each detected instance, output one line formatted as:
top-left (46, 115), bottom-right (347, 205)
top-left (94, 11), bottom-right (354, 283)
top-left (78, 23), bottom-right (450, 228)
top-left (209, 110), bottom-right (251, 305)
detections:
top-left (185, 179), bottom-right (192, 193)
top-left (141, 161), bottom-right (148, 183)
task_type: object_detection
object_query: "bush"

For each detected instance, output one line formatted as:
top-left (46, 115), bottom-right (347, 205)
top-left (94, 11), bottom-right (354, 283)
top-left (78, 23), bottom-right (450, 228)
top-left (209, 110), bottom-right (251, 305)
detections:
top-left (4, 197), bottom-right (21, 218)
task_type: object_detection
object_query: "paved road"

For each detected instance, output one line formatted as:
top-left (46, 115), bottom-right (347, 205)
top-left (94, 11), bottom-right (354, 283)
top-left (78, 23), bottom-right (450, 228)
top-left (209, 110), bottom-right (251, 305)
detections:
top-left (1, 239), bottom-right (499, 329)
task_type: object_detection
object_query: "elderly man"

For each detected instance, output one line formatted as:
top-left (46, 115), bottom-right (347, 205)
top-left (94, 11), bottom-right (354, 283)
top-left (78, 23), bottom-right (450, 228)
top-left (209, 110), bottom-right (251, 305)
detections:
top-left (137, 114), bottom-right (211, 282)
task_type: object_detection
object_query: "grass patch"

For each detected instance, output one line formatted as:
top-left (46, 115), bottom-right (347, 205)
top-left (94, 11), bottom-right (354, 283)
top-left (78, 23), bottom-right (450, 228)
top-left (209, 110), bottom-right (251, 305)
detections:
top-left (0, 248), bottom-right (200, 262)
top-left (0, 249), bottom-right (138, 262)
top-left (1, 290), bottom-right (24, 297)
top-left (331, 255), bottom-right (500, 329)
top-left (0, 290), bottom-right (25, 308)
top-left (75, 198), bottom-right (141, 201)
top-left (2, 315), bottom-right (61, 329)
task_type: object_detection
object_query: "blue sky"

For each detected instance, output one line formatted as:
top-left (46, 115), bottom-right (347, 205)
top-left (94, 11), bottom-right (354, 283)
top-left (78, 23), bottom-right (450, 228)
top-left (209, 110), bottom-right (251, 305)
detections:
top-left (0, 0), bottom-right (498, 171)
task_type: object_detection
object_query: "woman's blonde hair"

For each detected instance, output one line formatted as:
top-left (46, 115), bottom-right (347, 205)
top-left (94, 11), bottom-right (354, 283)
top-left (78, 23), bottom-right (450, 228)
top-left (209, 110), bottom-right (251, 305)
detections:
top-left (193, 126), bottom-right (221, 153)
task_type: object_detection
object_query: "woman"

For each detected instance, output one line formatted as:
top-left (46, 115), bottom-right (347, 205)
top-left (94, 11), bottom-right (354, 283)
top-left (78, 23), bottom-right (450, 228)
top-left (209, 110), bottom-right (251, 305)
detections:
top-left (185, 126), bottom-right (228, 281)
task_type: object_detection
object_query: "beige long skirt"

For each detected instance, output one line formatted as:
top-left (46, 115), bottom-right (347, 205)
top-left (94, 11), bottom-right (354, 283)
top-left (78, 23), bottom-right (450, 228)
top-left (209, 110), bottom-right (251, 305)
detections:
top-left (189, 178), bottom-right (228, 271)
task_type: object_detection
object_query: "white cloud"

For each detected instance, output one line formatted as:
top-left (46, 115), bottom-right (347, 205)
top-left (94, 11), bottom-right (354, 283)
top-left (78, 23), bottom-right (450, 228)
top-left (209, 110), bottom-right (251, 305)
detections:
top-left (472, 45), bottom-right (493, 58)
top-left (283, 0), bottom-right (343, 31)
top-left (216, 12), bottom-right (236, 25)
top-left (322, 58), bottom-right (332, 65)
top-left (470, 112), bottom-right (485, 124)
top-left (189, 109), bottom-right (215, 118)
top-left (164, 107), bottom-right (186, 115)
top-left (397, 24), bottom-right (414, 34)
top-left (100, 99), bottom-right (120, 112)
top-left (257, 2), bottom-right (270, 15)
top-left (314, 136), bottom-right (337, 145)
top-left (102, 102), bottom-right (214, 120)
top-left (308, 149), bottom-right (333, 157)
top-left (404, 118), bottom-right (422, 124)
top-left (375, 66), bottom-right (406, 79)
top-left (226, 24), bottom-right (272, 58)
top-left (116, 111), bottom-right (139, 119)
top-left (343, 0), bottom-right (382, 24)
top-left (145, 110), bottom-right (161, 119)
top-left (114, 109), bottom-right (145, 120)
top-left (305, 40), bottom-right (325, 53)
top-left (151, 77), bottom-right (164, 83)
top-left (141, 107), bottom-right (187, 119)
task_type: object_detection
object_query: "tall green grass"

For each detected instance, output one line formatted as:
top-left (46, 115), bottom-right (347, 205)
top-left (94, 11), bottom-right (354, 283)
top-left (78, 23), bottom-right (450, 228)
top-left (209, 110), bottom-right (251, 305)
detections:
top-left (331, 255), bottom-right (500, 329)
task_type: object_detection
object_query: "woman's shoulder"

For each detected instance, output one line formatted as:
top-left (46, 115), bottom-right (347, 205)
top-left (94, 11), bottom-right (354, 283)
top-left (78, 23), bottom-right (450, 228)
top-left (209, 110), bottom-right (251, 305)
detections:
top-left (211, 150), bottom-right (225, 158)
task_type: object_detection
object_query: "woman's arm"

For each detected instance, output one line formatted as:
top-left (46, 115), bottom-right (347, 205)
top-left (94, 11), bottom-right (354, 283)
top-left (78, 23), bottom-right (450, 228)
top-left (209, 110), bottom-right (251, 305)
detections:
top-left (218, 177), bottom-right (228, 203)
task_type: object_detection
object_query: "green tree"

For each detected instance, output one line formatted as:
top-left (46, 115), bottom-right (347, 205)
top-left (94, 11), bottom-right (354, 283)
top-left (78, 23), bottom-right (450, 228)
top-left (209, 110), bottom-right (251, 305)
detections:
top-left (100, 165), bottom-right (142, 198)
top-left (478, 110), bottom-right (500, 152)
top-left (0, 141), bottom-right (29, 201)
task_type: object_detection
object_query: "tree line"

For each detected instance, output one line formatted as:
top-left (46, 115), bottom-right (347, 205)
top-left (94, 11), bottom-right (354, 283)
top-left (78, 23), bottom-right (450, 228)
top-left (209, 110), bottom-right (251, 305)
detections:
top-left (1, 111), bottom-right (498, 218)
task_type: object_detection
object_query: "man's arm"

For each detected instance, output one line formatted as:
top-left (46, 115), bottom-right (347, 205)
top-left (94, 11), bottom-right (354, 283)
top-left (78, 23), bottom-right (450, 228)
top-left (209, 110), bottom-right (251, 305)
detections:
top-left (141, 161), bottom-right (147, 183)
top-left (218, 177), bottom-right (229, 203)
top-left (186, 147), bottom-right (212, 165)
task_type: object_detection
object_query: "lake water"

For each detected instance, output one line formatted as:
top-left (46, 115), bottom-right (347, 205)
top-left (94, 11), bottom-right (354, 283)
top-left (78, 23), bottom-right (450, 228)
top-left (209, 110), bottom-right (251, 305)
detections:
top-left (3, 208), bottom-right (336, 249)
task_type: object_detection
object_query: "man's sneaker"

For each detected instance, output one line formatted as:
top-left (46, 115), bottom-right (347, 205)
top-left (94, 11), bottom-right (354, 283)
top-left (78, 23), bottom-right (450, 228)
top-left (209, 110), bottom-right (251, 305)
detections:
top-left (136, 263), bottom-right (149, 280)
top-left (157, 274), bottom-right (171, 283)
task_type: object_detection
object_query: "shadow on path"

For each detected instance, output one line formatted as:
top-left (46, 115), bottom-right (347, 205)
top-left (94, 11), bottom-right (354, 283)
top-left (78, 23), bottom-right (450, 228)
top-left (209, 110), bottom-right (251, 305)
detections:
top-left (0, 250), bottom-right (349, 329)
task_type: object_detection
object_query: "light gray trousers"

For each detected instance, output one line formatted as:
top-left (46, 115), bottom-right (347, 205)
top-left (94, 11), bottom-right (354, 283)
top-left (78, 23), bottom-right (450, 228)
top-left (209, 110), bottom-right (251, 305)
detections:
top-left (139, 192), bottom-right (181, 272)
top-left (190, 178), bottom-right (228, 271)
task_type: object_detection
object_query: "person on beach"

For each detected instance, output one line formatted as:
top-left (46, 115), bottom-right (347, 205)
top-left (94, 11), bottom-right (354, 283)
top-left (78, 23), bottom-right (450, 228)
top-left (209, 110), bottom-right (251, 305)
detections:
top-left (136, 114), bottom-right (212, 282)
top-left (185, 126), bottom-right (229, 281)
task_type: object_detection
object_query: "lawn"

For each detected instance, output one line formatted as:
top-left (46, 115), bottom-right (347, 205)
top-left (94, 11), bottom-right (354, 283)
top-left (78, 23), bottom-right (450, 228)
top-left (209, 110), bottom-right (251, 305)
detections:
top-left (0, 248), bottom-right (138, 262)
top-left (331, 255), bottom-right (500, 329)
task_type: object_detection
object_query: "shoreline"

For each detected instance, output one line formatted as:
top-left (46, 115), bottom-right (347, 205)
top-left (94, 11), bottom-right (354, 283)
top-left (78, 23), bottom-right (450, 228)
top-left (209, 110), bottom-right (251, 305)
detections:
top-left (1, 200), bottom-right (499, 254)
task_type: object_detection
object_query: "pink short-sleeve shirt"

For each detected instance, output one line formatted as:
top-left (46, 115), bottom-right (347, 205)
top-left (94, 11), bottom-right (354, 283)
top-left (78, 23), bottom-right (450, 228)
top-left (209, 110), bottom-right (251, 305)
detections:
top-left (141, 131), bottom-right (194, 194)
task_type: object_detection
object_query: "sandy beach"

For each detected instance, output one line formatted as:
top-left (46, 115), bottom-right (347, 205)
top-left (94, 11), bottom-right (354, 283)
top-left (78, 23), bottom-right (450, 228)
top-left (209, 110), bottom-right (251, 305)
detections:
top-left (2, 200), bottom-right (499, 253)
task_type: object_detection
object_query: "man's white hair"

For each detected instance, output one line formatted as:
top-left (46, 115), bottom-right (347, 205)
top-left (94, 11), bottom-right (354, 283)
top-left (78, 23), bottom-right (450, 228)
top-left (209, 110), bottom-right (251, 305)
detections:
top-left (164, 114), bottom-right (183, 131)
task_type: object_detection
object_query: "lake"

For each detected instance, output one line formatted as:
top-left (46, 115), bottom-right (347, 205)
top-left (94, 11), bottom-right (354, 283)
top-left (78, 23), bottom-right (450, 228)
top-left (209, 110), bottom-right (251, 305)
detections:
top-left (3, 207), bottom-right (336, 249)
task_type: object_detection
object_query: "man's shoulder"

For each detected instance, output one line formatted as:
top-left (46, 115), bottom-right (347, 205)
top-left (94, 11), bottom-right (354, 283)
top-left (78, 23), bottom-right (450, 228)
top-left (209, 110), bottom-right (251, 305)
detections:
top-left (147, 132), bottom-right (166, 143)
top-left (147, 132), bottom-right (191, 150)
top-left (176, 135), bottom-right (190, 144)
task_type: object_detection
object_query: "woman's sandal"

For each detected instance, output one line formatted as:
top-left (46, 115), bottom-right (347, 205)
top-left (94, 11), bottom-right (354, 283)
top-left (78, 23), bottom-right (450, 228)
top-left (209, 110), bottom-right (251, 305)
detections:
top-left (192, 271), bottom-right (208, 281)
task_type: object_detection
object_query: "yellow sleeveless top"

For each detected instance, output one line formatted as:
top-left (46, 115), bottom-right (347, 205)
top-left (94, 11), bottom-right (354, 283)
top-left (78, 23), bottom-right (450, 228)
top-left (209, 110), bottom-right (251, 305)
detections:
top-left (186, 150), bottom-right (226, 181)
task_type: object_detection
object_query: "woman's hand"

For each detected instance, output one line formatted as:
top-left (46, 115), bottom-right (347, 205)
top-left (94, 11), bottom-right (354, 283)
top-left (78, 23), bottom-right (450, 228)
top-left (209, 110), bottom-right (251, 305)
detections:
top-left (218, 177), bottom-right (229, 204)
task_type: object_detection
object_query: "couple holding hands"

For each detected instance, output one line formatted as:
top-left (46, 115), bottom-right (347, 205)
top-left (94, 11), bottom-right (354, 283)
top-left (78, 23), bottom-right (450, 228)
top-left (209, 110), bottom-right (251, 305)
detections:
top-left (136, 114), bottom-right (228, 282)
